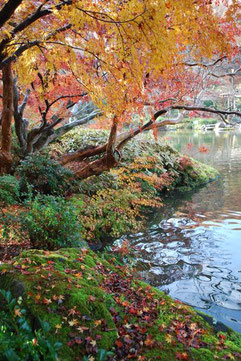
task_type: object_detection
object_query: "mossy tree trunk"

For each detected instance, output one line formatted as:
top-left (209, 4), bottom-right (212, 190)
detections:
top-left (0, 63), bottom-right (13, 175)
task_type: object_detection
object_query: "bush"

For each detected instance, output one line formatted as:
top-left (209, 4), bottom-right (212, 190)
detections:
top-left (50, 128), bottom-right (109, 156)
top-left (22, 195), bottom-right (83, 250)
top-left (0, 289), bottom-right (61, 361)
top-left (0, 175), bottom-right (20, 205)
top-left (16, 154), bottom-right (73, 196)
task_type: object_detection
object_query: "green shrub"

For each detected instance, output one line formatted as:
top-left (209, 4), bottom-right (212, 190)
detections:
top-left (16, 154), bottom-right (73, 196)
top-left (0, 289), bottom-right (61, 361)
top-left (72, 188), bottom-right (141, 239)
top-left (50, 128), bottom-right (109, 156)
top-left (203, 99), bottom-right (214, 108)
top-left (22, 195), bottom-right (83, 250)
top-left (0, 175), bottom-right (20, 205)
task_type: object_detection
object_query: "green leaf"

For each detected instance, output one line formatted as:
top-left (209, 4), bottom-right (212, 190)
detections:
top-left (4, 349), bottom-right (20, 361)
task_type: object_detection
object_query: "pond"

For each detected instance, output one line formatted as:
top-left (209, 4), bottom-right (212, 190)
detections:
top-left (118, 129), bottom-right (241, 333)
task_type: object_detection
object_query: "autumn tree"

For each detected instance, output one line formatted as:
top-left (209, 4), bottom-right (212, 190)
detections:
top-left (0, 0), bottom-right (240, 177)
top-left (11, 67), bottom-right (100, 156)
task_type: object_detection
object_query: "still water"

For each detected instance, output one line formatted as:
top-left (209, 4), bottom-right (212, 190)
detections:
top-left (120, 129), bottom-right (241, 333)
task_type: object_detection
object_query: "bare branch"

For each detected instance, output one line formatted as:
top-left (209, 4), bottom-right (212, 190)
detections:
top-left (184, 56), bottom-right (227, 68)
top-left (210, 67), bottom-right (241, 78)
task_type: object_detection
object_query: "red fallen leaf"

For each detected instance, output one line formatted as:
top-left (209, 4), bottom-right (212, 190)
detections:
top-left (21, 270), bottom-right (32, 275)
top-left (219, 334), bottom-right (226, 341)
top-left (76, 257), bottom-right (84, 262)
top-left (67, 340), bottom-right (75, 347)
top-left (144, 335), bottom-right (155, 347)
top-left (115, 340), bottom-right (123, 348)
top-left (129, 308), bottom-right (137, 314)
top-left (42, 298), bottom-right (52, 305)
top-left (175, 351), bottom-right (189, 360)
top-left (89, 295), bottom-right (96, 302)
top-left (122, 301), bottom-right (130, 307)
top-left (68, 307), bottom-right (77, 316)
top-left (75, 338), bottom-right (83, 344)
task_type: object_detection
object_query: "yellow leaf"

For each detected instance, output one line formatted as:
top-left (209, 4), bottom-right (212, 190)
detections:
top-left (165, 334), bottom-right (173, 343)
top-left (68, 319), bottom-right (78, 327)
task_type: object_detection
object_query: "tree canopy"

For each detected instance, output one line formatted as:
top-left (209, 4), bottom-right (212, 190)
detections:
top-left (0, 0), bottom-right (240, 176)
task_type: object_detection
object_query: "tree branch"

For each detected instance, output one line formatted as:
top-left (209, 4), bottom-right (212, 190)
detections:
top-left (48, 93), bottom-right (88, 109)
top-left (184, 56), bottom-right (227, 68)
top-left (0, 0), bottom-right (22, 29)
top-left (0, 1), bottom-right (73, 65)
top-left (19, 89), bottom-right (30, 116)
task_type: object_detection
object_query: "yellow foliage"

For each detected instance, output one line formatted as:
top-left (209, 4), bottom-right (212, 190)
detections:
top-left (0, 0), bottom-right (237, 122)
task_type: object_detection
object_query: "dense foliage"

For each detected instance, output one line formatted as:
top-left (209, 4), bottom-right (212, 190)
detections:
top-left (0, 175), bottom-right (20, 205)
top-left (22, 195), bottom-right (83, 250)
top-left (16, 154), bottom-right (73, 196)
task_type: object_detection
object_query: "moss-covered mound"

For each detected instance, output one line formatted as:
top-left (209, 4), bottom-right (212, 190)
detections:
top-left (1, 248), bottom-right (240, 361)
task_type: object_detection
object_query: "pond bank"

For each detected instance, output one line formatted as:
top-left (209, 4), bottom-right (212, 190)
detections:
top-left (60, 130), bottom-right (219, 245)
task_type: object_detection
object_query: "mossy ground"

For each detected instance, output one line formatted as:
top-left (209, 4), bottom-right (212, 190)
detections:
top-left (0, 248), bottom-right (240, 360)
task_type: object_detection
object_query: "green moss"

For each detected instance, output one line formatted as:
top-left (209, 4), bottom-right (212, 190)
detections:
top-left (0, 248), bottom-right (241, 360)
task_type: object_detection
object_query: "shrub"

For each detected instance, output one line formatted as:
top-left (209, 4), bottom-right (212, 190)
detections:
top-left (16, 154), bottom-right (73, 196)
top-left (50, 128), bottom-right (109, 156)
top-left (0, 175), bottom-right (20, 205)
top-left (22, 195), bottom-right (83, 250)
top-left (73, 188), bottom-right (141, 239)
top-left (0, 289), bottom-right (61, 361)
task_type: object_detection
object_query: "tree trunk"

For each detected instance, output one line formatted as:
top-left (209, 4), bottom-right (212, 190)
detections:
top-left (74, 154), bottom-right (118, 179)
top-left (74, 116), bottom-right (120, 179)
top-left (0, 63), bottom-right (13, 175)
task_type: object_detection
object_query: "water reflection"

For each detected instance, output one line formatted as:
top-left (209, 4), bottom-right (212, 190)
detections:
top-left (118, 130), bottom-right (241, 333)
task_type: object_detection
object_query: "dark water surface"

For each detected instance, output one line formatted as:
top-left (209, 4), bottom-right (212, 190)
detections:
top-left (118, 129), bottom-right (241, 333)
